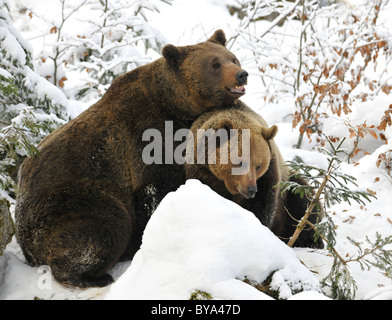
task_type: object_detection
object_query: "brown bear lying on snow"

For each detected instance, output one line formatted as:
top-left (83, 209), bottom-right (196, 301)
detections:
top-left (185, 106), bottom-right (324, 248)
top-left (15, 29), bottom-right (321, 289)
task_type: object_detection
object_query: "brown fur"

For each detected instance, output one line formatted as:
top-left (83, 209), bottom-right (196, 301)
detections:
top-left (186, 108), bottom-right (278, 199)
top-left (185, 105), bottom-right (324, 248)
top-left (15, 30), bottom-right (250, 288)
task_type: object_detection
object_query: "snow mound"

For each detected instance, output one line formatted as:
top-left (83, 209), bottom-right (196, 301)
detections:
top-left (105, 179), bottom-right (323, 300)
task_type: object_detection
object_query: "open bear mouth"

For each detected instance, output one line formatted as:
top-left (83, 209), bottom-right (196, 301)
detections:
top-left (227, 85), bottom-right (246, 95)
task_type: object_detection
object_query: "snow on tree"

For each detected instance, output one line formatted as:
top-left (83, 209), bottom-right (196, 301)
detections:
top-left (23, 0), bottom-right (172, 102)
top-left (0, 0), bottom-right (68, 202)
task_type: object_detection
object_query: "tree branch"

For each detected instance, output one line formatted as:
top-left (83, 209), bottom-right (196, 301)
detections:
top-left (287, 169), bottom-right (330, 247)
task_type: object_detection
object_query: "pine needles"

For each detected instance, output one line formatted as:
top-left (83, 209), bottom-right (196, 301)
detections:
top-left (278, 136), bottom-right (392, 299)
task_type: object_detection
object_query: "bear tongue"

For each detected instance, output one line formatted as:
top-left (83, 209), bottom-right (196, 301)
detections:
top-left (231, 85), bottom-right (246, 94)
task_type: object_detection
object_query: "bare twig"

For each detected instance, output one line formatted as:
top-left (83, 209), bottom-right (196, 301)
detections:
top-left (258, 0), bottom-right (302, 40)
top-left (227, 0), bottom-right (301, 49)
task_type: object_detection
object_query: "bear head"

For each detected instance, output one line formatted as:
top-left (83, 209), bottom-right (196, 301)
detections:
top-left (161, 30), bottom-right (248, 114)
top-left (206, 117), bottom-right (278, 199)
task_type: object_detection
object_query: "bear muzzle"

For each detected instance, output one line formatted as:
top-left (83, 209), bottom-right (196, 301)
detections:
top-left (245, 185), bottom-right (257, 199)
top-left (238, 184), bottom-right (257, 199)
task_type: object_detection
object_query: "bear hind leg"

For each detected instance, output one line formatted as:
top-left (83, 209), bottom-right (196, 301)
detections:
top-left (44, 204), bottom-right (133, 288)
top-left (50, 256), bottom-right (115, 288)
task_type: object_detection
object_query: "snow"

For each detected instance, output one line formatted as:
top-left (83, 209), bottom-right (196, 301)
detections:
top-left (1, 0), bottom-right (392, 300)
top-left (0, 3), bottom-right (33, 67)
top-left (22, 66), bottom-right (69, 111)
top-left (0, 180), bottom-right (326, 301)
top-left (0, 248), bottom-right (109, 300)
top-left (105, 180), bottom-right (322, 300)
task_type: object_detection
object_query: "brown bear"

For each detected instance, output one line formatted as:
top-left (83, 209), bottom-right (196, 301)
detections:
top-left (185, 106), bottom-right (324, 249)
top-left (14, 29), bottom-right (250, 288)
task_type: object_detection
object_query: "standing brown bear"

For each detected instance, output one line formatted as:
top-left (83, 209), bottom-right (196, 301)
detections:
top-left (15, 30), bottom-right (250, 288)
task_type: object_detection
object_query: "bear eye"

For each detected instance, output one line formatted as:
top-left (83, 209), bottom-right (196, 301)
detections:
top-left (213, 62), bottom-right (221, 69)
top-left (256, 165), bottom-right (262, 171)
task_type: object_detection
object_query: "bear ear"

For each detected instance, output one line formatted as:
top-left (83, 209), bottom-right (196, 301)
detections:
top-left (162, 44), bottom-right (182, 68)
top-left (208, 29), bottom-right (227, 47)
top-left (261, 125), bottom-right (278, 141)
top-left (216, 118), bottom-right (235, 132)
top-left (211, 118), bottom-right (235, 148)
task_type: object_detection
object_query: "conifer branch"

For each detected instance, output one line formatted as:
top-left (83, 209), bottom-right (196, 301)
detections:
top-left (287, 169), bottom-right (330, 247)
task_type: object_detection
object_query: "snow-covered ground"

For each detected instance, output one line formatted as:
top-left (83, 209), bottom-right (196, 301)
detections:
top-left (105, 179), bottom-right (325, 300)
top-left (1, 0), bottom-right (392, 300)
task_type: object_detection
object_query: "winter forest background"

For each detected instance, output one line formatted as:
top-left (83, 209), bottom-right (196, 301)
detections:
top-left (0, 0), bottom-right (392, 300)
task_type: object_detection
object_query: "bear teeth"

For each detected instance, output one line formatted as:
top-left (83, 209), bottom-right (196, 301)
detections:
top-left (231, 85), bottom-right (245, 93)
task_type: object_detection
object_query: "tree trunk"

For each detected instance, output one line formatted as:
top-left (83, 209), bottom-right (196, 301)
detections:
top-left (0, 198), bottom-right (15, 256)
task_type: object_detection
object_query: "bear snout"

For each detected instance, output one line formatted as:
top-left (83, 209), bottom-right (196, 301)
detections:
top-left (236, 70), bottom-right (248, 86)
top-left (237, 183), bottom-right (257, 199)
top-left (247, 185), bottom-right (257, 198)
